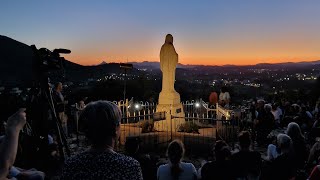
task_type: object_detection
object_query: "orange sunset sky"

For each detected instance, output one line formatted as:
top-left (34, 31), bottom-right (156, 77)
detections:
top-left (2, 1), bottom-right (320, 66)
top-left (65, 30), bottom-right (320, 66)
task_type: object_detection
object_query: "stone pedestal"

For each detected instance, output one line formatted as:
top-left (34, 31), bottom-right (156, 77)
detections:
top-left (154, 91), bottom-right (185, 132)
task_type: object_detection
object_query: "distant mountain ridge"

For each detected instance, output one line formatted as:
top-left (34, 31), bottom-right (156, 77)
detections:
top-left (1, 35), bottom-right (319, 86)
top-left (130, 60), bottom-right (320, 70)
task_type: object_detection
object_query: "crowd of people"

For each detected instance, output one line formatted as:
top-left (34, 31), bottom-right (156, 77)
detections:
top-left (1, 82), bottom-right (320, 179)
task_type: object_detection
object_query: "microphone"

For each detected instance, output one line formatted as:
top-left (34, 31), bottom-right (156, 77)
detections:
top-left (53, 48), bottom-right (71, 54)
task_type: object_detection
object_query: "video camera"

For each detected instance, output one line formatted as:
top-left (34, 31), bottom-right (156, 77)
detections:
top-left (31, 45), bottom-right (70, 74)
top-left (0, 46), bottom-right (70, 120)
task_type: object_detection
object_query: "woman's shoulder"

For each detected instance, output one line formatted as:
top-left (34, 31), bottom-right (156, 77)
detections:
top-left (65, 151), bottom-right (91, 164)
top-left (62, 151), bottom-right (94, 174)
top-left (158, 163), bottom-right (170, 169)
top-left (181, 162), bottom-right (195, 166)
top-left (112, 152), bottom-right (141, 167)
top-left (157, 163), bottom-right (170, 174)
top-left (181, 162), bottom-right (196, 170)
top-left (65, 151), bottom-right (139, 166)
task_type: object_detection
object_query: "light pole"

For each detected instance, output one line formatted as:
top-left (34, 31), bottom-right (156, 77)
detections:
top-left (120, 63), bottom-right (133, 102)
top-left (120, 63), bottom-right (133, 121)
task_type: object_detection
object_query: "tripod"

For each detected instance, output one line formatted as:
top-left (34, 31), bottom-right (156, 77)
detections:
top-left (28, 45), bottom-right (71, 166)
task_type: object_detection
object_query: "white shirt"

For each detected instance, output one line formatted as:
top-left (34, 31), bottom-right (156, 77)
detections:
top-left (271, 108), bottom-right (282, 122)
top-left (267, 144), bottom-right (280, 160)
top-left (219, 92), bottom-right (230, 102)
top-left (157, 162), bottom-right (197, 180)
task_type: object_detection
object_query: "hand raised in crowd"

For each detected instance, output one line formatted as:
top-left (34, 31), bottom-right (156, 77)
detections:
top-left (6, 108), bottom-right (26, 133)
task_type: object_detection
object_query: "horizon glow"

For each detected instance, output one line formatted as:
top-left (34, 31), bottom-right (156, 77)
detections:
top-left (1, 1), bottom-right (320, 66)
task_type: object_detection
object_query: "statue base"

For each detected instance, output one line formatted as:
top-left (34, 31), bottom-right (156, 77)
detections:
top-left (154, 103), bottom-right (185, 132)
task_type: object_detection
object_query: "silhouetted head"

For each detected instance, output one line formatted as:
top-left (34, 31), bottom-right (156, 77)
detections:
top-left (292, 104), bottom-right (301, 113)
top-left (167, 139), bottom-right (185, 164)
top-left (55, 82), bottom-right (63, 91)
top-left (125, 137), bottom-right (140, 155)
top-left (167, 139), bottom-right (185, 180)
top-left (272, 103), bottom-right (278, 110)
top-left (214, 140), bottom-right (228, 153)
top-left (165, 34), bottom-right (173, 44)
top-left (79, 101), bottom-right (122, 148)
top-left (264, 104), bottom-right (272, 112)
top-left (217, 146), bottom-right (231, 162)
top-left (277, 134), bottom-right (292, 153)
top-left (220, 86), bottom-right (228, 93)
top-left (238, 131), bottom-right (251, 149)
top-left (79, 100), bottom-right (85, 106)
top-left (286, 122), bottom-right (304, 141)
top-left (214, 140), bottom-right (231, 161)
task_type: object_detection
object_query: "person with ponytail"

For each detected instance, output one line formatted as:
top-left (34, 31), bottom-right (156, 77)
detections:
top-left (157, 140), bottom-right (197, 180)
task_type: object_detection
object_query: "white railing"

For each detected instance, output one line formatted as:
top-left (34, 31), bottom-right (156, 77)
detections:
top-left (110, 99), bottom-right (243, 147)
top-left (112, 99), bottom-right (234, 124)
top-left (216, 103), bottom-right (232, 120)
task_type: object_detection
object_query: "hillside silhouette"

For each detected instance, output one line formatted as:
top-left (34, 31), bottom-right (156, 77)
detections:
top-left (0, 35), bottom-right (133, 86)
top-left (0, 35), bottom-right (35, 85)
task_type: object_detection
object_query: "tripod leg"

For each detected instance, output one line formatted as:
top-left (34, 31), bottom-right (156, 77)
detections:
top-left (54, 112), bottom-right (71, 157)
top-left (45, 89), bottom-right (71, 159)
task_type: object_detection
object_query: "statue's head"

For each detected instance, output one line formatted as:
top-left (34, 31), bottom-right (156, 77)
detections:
top-left (165, 34), bottom-right (173, 44)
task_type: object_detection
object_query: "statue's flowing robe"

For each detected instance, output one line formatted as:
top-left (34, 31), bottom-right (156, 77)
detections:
top-left (160, 43), bottom-right (178, 93)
